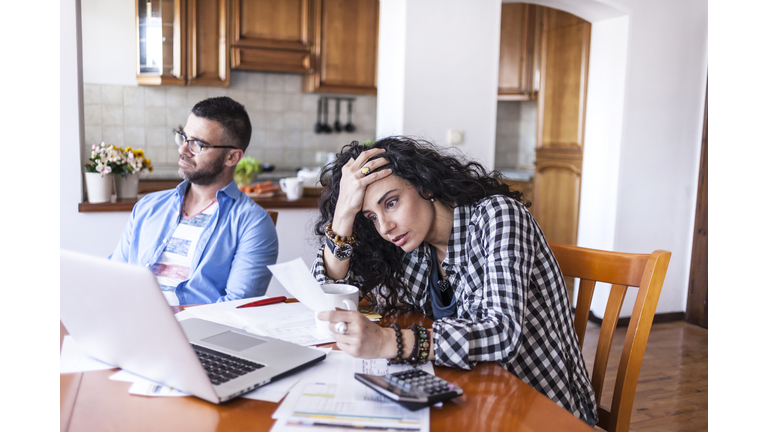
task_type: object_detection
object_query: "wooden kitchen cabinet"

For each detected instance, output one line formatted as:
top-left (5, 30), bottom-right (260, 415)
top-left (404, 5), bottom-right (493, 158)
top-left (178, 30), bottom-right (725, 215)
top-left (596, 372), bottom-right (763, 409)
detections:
top-left (531, 8), bottom-right (590, 247)
top-left (136, 0), bottom-right (229, 87)
top-left (303, 0), bottom-right (379, 94)
top-left (498, 3), bottom-right (542, 101)
top-left (230, 0), bottom-right (315, 73)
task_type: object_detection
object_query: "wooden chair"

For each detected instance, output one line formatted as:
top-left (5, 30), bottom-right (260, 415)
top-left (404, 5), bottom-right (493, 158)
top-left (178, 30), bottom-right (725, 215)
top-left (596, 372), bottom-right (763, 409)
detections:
top-left (548, 242), bottom-right (671, 432)
top-left (267, 211), bottom-right (278, 226)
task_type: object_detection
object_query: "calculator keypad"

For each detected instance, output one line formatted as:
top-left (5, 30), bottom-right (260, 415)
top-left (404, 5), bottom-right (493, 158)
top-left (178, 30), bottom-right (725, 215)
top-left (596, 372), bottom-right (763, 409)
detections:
top-left (384, 369), bottom-right (460, 398)
top-left (355, 368), bottom-right (463, 410)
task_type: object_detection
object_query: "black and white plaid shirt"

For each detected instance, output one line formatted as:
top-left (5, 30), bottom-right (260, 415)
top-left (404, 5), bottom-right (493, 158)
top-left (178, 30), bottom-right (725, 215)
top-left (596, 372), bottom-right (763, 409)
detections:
top-left (312, 196), bottom-right (598, 422)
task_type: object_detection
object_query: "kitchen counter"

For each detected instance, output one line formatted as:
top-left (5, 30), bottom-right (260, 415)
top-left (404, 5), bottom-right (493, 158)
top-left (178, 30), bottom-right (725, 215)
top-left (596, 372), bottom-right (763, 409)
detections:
top-left (140, 167), bottom-right (314, 183)
top-left (78, 179), bottom-right (321, 212)
top-left (498, 168), bottom-right (534, 182)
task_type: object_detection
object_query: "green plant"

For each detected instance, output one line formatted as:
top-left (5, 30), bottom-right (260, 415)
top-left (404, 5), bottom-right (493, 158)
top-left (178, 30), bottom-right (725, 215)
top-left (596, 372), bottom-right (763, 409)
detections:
top-left (234, 156), bottom-right (262, 186)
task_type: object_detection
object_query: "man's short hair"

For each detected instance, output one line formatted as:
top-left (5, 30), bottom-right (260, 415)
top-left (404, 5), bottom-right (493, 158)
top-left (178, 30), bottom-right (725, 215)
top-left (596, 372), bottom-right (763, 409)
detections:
top-left (191, 97), bottom-right (252, 151)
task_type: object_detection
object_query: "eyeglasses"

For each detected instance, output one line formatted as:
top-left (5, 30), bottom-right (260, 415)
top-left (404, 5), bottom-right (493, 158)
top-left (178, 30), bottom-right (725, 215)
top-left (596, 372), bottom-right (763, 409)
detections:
top-left (174, 130), bottom-right (239, 155)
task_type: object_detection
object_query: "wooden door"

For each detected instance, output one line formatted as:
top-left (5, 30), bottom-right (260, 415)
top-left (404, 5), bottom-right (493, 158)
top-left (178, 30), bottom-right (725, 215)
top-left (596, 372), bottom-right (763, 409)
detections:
top-left (533, 150), bottom-right (582, 245)
top-left (536, 8), bottom-right (590, 150)
top-left (304, 0), bottom-right (378, 94)
top-left (187, 0), bottom-right (229, 86)
top-left (498, 3), bottom-right (541, 100)
top-left (532, 8), bottom-right (590, 250)
top-left (686, 84), bottom-right (707, 328)
top-left (230, 0), bottom-right (314, 73)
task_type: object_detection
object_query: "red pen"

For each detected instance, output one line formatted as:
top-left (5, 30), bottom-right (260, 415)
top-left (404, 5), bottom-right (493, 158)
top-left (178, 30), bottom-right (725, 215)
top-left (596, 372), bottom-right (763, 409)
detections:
top-left (236, 296), bottom-right (287, 309)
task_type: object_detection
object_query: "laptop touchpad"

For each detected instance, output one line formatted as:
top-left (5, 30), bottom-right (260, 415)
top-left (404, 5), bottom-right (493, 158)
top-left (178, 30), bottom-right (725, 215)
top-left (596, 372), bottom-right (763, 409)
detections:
top-left (201, 331), bottom-right (266, 352)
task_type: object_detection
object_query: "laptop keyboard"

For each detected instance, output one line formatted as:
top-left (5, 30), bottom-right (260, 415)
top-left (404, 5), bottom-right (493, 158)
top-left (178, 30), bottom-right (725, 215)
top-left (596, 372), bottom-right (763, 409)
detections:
top-left (192, 344), bottom-right (265, 386)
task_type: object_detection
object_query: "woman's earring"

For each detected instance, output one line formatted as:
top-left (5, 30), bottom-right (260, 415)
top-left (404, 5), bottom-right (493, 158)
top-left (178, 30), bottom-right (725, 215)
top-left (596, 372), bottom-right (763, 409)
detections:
top-left (430, 197), bottom-right (435, 202)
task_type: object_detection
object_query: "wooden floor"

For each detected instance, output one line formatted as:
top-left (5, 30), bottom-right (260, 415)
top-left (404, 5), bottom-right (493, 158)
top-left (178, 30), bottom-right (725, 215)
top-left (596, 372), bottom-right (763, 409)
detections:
top-left (581, 321), bottom-right (708, 431)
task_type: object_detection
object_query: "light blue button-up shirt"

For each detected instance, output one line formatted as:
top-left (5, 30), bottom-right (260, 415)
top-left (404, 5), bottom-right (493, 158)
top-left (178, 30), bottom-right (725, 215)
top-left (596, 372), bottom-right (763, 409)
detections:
top-left (109, 179), bottom-right (279, 304)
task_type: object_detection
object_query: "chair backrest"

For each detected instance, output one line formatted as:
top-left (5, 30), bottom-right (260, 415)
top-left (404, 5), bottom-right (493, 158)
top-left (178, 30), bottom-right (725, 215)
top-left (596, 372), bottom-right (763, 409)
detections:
top-left (267, 211), bottom-right (278, 226)
top-left (548, 242), bottom-right (671, 432)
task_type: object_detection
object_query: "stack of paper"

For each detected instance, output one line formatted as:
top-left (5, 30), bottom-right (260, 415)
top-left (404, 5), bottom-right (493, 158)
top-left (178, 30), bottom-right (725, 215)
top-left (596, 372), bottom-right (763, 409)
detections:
top-left (270, 351), bottom-right (431, 432)
top-left (185, 300), bottom-right (337, 346)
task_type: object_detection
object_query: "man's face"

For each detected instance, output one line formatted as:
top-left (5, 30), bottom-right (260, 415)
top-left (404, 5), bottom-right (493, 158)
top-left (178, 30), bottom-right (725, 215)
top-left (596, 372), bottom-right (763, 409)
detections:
top-left (177, 114), bottom-right (233, 186)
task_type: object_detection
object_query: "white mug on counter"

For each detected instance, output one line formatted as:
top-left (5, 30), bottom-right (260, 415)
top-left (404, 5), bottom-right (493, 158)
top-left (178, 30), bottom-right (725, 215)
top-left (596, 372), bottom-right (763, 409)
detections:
top-left (279, 177), bottom-right (304, 200)
top-left (315, 284), bottom-right (359, 336)
top-left (297, 167), bottom-right (322, 187)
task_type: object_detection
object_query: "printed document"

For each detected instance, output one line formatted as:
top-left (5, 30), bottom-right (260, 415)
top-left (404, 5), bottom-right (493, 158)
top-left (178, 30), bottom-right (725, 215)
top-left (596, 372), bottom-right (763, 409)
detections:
top-left (271, 351), bottom-right (429, 432)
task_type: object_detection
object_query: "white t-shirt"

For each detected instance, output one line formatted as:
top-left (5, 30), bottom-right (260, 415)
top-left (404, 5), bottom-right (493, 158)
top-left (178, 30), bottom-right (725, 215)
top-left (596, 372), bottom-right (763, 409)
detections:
top-left (151, 200), bottom-right (219, 305)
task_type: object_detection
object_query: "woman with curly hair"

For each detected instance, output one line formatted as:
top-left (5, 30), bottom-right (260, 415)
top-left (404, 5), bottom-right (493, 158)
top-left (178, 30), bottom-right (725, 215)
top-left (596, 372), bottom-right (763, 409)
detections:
top-left (313, 136), bottom-right (597, 425)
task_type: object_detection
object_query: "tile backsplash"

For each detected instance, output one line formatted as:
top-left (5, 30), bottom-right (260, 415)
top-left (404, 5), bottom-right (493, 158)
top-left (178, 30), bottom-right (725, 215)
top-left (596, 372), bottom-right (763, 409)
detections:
top-left (494, 100), bottom-right (537, 171)
top-left (83, 71), bottom-right (377, 177)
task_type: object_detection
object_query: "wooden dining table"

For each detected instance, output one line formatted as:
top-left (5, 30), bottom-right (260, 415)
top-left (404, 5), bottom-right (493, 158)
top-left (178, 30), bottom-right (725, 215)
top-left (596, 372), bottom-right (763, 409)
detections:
top-left (60, 306), bottom-right (594, 432)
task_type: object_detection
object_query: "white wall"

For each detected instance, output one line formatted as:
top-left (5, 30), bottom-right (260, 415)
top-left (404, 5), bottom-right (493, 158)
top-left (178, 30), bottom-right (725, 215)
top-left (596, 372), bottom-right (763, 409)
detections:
top-left (576, 15), bottom-right (630, 316)
top-left (376, 0), bottom-right (407, 136)
top-left (606, 0), bottom-right (707, 316)
top-left (378, 0), bottom-right (502, 168)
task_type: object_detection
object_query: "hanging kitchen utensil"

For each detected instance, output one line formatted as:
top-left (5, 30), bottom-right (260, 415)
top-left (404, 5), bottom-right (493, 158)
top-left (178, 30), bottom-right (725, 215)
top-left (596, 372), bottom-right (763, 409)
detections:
top-left (334, 98), bottom-right (343, 132)
top-left (322, 97), bottom-right (333, 133)
top-left (314, 97), bottom-right (323, 134)
top-left (344, 99), bottom-right (356, 132)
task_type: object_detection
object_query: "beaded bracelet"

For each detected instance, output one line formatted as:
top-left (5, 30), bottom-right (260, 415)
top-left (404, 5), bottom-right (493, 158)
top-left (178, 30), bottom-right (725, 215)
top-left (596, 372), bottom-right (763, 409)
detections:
top-left (325, 221), bottom-right (357, 246)
top-left (407, 324), bottom-right (430, 366)
top-left (387, 323), bottom-right (406, 365)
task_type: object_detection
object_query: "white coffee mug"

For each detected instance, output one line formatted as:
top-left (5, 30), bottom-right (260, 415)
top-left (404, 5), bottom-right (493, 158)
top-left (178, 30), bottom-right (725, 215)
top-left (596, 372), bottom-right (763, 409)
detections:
top-left (315, 284), bottom-right (359, 336)
top-left (297, 167), bottom-right (321, 187)
top-left (279, 177), bottom-right (304, 200)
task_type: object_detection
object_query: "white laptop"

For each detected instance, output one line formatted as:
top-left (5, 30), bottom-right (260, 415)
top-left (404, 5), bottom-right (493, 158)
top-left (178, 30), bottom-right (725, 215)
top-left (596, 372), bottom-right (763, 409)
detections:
top-left (60, 249), bottom-right (326, 404)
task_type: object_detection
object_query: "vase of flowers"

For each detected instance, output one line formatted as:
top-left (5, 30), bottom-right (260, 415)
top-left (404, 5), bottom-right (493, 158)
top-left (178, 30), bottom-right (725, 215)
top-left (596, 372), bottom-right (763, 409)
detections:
top-left (84, 142), bottom-right (122, 203)
top-left (113, 147), bottom-right (153, 200)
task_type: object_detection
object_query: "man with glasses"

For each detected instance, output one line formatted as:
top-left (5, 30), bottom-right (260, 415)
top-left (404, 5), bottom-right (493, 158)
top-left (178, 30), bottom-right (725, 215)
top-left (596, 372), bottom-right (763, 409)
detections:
top-left (110, 97), bottom-right (279, 305)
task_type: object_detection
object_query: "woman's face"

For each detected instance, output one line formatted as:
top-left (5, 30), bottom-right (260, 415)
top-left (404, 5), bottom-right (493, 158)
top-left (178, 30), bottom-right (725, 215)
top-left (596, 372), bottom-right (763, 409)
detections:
top-left (361, 175), bottom-right (436, 253)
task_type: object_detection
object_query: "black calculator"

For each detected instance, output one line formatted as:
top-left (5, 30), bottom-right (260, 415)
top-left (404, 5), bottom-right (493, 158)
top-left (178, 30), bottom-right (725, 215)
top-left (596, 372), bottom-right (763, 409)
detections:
top-left (354, 368), bottom-right (463, 411)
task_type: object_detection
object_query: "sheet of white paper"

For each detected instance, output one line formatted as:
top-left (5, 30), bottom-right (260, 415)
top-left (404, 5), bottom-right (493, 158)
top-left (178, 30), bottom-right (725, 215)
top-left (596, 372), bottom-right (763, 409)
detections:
top-left (226, 303), bottom-right (336, 346)
top-left (267, 259), bottom-right (330, 312)
top-left (60, 336), bottom-right (117, 374)
top-left (272, 351), bottom-right (348, 420)
top-left (334, 357), bottom-right (435, 403)
top-left (270, 373), bottom-right (428, 432)
top-left (271, 351), bottom-right (429, 432)
top-left (184, 296), bottom-right (275, 330)
top-left (184, 296), bottom-right (339, 346)
top-left (240, 347), bottom-right (334, 403)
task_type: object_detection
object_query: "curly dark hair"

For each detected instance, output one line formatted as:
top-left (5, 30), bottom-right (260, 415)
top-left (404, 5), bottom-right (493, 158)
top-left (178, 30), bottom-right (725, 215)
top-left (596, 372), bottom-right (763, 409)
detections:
top-left (314, 136), bottom-right (529, 314)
